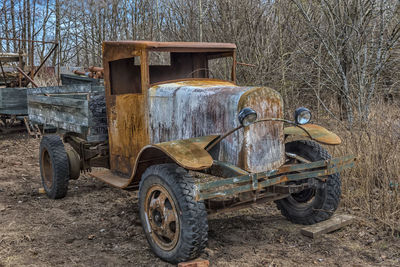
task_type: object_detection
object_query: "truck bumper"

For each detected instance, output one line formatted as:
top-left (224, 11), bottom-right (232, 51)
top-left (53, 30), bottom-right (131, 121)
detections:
top-left (195, 155), bottom-right (356, 201)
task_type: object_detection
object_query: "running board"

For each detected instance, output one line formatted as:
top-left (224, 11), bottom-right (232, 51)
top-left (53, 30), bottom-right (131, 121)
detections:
top-left (89, 169), bottom-right (138, 190)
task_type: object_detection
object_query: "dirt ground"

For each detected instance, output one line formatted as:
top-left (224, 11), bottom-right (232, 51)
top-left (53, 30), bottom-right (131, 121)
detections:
top-left (0, 133), bottom-right (399, 267)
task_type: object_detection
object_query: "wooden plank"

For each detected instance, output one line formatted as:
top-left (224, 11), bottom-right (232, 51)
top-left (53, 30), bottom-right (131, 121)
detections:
top-left (16, 67), bottom-right (39, 87)
top-left (0, 109), bottom-right (27, 115)
top-left (28, 113), bottom-right (88, 134)
top-left (178, 259), bottom-right (209, 267)
top-left (28, 103), bottom-right (89, 125)
top-left (27, 84), bottom-right (103, 95)
top-left (300, 214), bottom-right (355, 238)
top-left (28, 94), bottom-right (89, 108)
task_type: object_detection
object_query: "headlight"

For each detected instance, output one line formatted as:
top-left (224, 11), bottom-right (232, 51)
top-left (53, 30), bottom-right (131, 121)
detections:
top-left (238, 107), bottom-right (258, 126)
top-left (294, 107), bottom-right (311, 125)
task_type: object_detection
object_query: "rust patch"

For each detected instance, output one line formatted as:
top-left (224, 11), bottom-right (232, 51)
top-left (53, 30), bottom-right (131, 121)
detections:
top-left (152, 135), bottom-right (219, 170)
top-left (238, 87), bottom-right (285, 172)
top-left (108, 94), bottom-right (149, 174)
top-left (276, 165), bottom-right (293, 175)
top-left (152, 79), bottom-right (236, 88)
top-left (278, 176), bottom-right (289, 183)
top-left (284, 124), bottom-right (341, 145)
top-left (103, 40), bottom-right (236, 52)
top-left (90, 135), bottom-right (219, 189)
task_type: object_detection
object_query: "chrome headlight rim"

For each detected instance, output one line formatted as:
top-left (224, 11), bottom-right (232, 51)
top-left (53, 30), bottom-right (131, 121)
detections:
top-left (294, 107), bottom-right (311, 125)
top-left (238, 107), bottom-right (258, 127)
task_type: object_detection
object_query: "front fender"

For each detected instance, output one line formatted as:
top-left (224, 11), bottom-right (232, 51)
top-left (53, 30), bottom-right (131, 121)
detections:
top-left (150, 135), bottom-right (220, 170)
top-left (284, 124), bottom-right (341, 145)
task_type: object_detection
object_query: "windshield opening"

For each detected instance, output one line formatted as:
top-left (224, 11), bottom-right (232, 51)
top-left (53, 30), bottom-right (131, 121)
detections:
top-left (149, 52), bottom-right (234, 85)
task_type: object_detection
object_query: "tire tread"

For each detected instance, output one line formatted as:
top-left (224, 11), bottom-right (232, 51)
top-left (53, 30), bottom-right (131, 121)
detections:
top-left (276, 140), bottom-right (341, 225)
top-left (139, 164), bottom-right (208, 263)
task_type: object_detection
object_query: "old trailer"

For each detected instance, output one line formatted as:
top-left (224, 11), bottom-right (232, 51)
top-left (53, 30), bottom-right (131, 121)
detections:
top-left (0, 87), bottom-right (27, 132)
top-left (0, 87), bottom-right (27, 116)
top-left (0, 72), bottom-right (103, 134)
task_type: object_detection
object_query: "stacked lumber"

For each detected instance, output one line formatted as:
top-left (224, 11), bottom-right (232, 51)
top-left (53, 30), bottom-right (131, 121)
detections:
top-left (0, 52), bottom-right (23, 63)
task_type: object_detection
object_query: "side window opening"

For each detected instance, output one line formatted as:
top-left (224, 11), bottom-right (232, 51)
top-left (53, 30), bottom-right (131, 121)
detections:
top-left (207, 55), bottom-right (233, 81)
top-left (109, 56), bottom-right (141, 95)
top-left (149, 51), bottom-right (171, 66)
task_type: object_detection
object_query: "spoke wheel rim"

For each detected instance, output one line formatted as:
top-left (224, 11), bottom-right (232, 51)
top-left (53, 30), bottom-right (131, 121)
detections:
top-left (291, 187), bottom-right (316, 203)
top-left (144, 184), bottom-right (180, 251)
top-left (41, 148), bottom-right (53, 189)
top-left (287, 157), bottom-right (317, 205)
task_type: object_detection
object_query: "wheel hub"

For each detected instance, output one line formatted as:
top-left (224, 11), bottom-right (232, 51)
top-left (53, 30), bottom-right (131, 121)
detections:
top-left (292, 187), bottom-right (315, 203)
top-left (153, 210), bottom-right (162, 226)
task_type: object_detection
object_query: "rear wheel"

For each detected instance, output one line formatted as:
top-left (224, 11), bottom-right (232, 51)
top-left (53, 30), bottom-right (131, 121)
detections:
top-left (275, 140), bottom-right (341, 225)
top-left (39, 135), bottom-right (70, 199)
top-left (139, 164), bottom-right (208, 264)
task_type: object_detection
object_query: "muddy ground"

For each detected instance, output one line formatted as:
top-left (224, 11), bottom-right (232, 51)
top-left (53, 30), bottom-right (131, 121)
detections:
top-left (0, 133), bottom-right (399, 266)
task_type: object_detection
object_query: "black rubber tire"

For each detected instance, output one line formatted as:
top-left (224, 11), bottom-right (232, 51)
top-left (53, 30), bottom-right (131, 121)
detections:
top-left (139, 164), bottom-right (208, 264)
top-left (39, 135), bottom-right (70, 199)
top-left (275, 140), bottom-right (341, 225)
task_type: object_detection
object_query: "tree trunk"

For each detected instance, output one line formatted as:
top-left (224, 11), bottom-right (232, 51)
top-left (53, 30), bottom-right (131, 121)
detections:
top-left (4, 0), bottom-right (10, 52)
top-left (52, 0), bottom-right (60, 66)
top-left (11, 0), bottom-right (17, 50)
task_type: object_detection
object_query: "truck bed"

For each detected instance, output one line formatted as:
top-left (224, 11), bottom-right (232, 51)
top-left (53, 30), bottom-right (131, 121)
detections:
top-left (27, 84), bottom-right (107, 142)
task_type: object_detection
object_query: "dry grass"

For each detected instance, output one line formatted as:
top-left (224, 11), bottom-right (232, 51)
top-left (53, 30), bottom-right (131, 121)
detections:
top-left (320, 101), bottom-right (400, 236)
top-left (34, 70), bottom-right (59, 87)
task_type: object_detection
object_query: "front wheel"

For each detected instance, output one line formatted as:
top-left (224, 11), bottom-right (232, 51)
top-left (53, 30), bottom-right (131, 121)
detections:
top-left (275, 140), bottom-right (341, 225)
top-left (138, 164), bottom-right (208, 264)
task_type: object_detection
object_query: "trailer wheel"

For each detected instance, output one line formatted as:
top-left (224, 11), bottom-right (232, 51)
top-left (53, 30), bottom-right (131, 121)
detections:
top-left (66, 149), bottom-right (81, 180)
top-left (39, 135), bottom-right (70, 199)
top-left (275, 140), bottom-right (341, 225)
top-left (139, 164), bottom-right (208, 264)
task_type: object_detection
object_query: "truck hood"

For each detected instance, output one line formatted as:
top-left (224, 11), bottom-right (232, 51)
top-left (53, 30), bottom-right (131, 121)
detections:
top-left (148, 79), bottom-right (285, 172)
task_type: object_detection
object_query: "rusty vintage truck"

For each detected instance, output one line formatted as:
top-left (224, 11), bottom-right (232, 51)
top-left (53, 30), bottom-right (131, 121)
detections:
top-left (29, 41), bottom-right (355, 263)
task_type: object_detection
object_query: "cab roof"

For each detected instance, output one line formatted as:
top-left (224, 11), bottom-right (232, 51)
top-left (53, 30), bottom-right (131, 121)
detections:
top-left (103, 41), bottom-right (236, 52)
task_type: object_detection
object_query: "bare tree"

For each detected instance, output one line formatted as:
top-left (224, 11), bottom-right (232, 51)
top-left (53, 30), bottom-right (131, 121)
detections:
top-left (291, 0), bottom-right (400, 125)
top-left (1, 0), bottom-right (399, 125)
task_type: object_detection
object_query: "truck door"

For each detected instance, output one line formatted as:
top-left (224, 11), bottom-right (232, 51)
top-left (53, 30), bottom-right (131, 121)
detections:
top-left (103, 49), bottom-right (150, 175)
